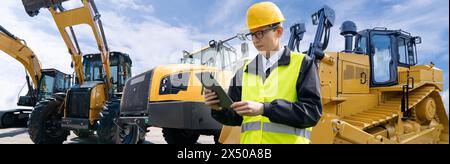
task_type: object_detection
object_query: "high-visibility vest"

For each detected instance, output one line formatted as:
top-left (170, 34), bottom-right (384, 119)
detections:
top-left (241, 52), bottom-right (312, 144)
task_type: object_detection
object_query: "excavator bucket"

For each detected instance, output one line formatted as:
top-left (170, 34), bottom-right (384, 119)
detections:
top-left (22, 0), bottom-right (68, 17)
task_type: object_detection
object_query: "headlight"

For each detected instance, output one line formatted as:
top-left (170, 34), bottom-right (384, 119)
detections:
top-left (158, 73), bottom-right (190, 95)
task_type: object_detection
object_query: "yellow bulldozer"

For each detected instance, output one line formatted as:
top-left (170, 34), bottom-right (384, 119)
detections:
top-left (219, 6), bottom-right (449, 144)
top-left (22, 0), bottom-right (134, 143)
top-left (0, 24), bottom-right (72, 128)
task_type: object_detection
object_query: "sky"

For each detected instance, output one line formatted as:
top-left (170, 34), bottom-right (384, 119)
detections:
top-left (0, 0), bottom-right (448, 114)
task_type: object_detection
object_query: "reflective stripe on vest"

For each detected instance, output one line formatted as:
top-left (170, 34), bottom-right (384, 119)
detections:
top-left (241, 122), bottom-right (311, 139)
top-left (241, 52), bottom-right (310, 144)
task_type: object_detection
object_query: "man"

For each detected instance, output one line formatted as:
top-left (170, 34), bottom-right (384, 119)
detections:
top-left (204, 1), bottom-right (322, 144)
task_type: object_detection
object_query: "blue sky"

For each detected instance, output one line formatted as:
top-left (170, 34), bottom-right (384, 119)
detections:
top-left (0, 0), bottom-right (448, 112)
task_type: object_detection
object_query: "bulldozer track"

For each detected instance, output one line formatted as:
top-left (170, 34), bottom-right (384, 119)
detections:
top-left (342, 85), bottom-right (437, 130)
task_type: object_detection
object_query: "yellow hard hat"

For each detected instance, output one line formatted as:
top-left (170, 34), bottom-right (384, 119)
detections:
top-left (246, 2), bottom-right (286, 30)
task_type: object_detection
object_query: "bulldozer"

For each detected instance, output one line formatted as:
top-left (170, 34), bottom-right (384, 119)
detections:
top-left (0, 24), bottom-right (72, 128)
top-left (219, 6), bottom-right (449, 144)
top-left (115, 34), bottom-right (249, 144)
top-left (22, 0), bottom-right (134, 143)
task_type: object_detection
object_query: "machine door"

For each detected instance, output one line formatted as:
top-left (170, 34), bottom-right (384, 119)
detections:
top-left (369, 32), bottom-right (398, 87)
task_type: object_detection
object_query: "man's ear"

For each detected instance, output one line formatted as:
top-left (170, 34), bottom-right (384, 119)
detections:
top-left (276, 26), bottom-right (284, 38)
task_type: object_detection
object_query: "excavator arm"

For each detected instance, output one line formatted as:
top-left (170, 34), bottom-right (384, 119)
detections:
top-left (0, 25), bottom-right (42, 88)
top-left (22, 0), bottom-right (112, 95)
top-left (0, 25), bottom-right (43, 128)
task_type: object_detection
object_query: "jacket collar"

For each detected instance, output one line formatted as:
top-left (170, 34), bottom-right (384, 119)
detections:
top-left (244, 46), bottom-right (291, 74)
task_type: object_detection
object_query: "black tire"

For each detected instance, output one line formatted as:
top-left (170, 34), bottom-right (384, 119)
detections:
top-left (162, 128), bottom-right (200, 144)
top-left (73, 130), bottom-right (94, 138)
top-left (97, 100), bottom-right (120, 144)
top-left (28, 98), bottom-right (69, 144)
top-left (116, 124), bottom-right (140, 144)
top-left (0, 111), bottom-right (29, 128)
top-left (0, 112), bottom-right (13, 128)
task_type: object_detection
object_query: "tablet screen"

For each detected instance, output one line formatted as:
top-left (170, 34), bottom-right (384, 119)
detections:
top-left (195, 72), bottom-right (234, 109)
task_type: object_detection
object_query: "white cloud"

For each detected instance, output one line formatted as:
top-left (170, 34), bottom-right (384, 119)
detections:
top-left (206, 0), bottom-right (251, 28)
top-left (0, 54), bottom-right (29, 109)
top-left (101, 11), bottom-right (205, 74)
top-left (0, 0), bottom-right (210, 109)
top-left (109, 0), bottom-right (154, 13)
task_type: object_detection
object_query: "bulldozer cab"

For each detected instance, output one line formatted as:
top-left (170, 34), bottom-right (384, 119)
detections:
top-left (354, 28), bottom-right (421, 87)
top-left (83, 52), bottom-right (132, 93)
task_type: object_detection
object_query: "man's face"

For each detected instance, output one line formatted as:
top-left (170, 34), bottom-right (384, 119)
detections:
top-left (249, 25), bottom-right (283, 52)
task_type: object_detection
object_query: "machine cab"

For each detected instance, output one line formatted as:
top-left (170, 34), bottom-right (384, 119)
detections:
top-left (83, 52), bottom-right (132, 93)
top-left (18, 69), bottom-right (71, 107)
top-left (37, 69), bottom-right (72, 102)
top-left (354, 28), bottom-right (421, 87)
top-left (180, 39), bottom-right (248, 74)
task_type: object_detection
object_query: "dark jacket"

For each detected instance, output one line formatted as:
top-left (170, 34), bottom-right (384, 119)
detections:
top-left (211, 47), bottom-right (323, 129)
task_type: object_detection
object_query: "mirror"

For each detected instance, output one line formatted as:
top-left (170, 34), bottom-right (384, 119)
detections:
top-left (209, 40), bottom-right (217, 48)
top-left (413, 36), bottom-right (422, 44)
top-left (237, 33), bottom-right (246, 41)
top-left (312, 13), bottom-right (319, 25)
top-left (182, 50), bottom-right (191, 57)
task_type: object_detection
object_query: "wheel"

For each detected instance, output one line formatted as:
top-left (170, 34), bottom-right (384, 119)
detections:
top-left (162, 128), bottom-right (200, 144)
top-left (0, 112), bottom-right (13, 128)
top-left (97, 100), bottom-right (120, 144)
top-left (28, 98), bottom-right (69, 144)
top-left (73, 130), bottom-right (94, 138)
top-left (116, 124), bottom-right (140, 144)
top-left (415, 97), bottom-right (437, 125)
top-left (0, 110), bottom-right (29, 128)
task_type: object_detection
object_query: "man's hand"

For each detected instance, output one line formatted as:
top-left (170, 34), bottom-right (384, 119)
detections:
top-left (204, 89), bottom-right (222, 111)
top-left (231, 101), bottom-right (264, 116)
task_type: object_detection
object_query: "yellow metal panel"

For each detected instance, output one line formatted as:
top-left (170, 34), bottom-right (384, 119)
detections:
top-left (341, 62), bottom-right (370, 93)
top-left (337, 52), bottom-right (370, 94)
top-left (337, 52), bottom-right (370, 66)
top-left (89, 84), bottom-right (106, 125)
top-left (399, 65), bottom-right (443, 85)
top-left (338, 93), bottom-right (379, 117)
top-left (432, 67), bottom-right (443, 83)
top-left (319, 52), bottom-right (338, 105)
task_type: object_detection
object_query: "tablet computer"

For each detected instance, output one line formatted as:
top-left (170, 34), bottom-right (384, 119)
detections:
top-left (195, 72), bottom-right (233, 109)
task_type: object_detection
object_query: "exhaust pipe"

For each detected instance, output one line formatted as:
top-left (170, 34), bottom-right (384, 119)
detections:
top-left (340, 21), bottom-right (357, 53)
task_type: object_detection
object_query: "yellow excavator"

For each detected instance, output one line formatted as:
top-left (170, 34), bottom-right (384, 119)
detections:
top-left (22, 0), bottom-right (133, 143)
top-left (219, 6), bottom-right (449, 144)
top-left (0, 25), bottom-right (71, 128)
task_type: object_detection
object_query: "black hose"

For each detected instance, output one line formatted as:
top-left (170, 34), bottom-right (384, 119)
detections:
top-left (0, 25), bottom-right (17, 39)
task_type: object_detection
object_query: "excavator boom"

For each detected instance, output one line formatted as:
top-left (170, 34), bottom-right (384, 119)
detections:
top-left (22, 0), bottom-right (112, 94)
top-left (0, 25), bottom-right (42, 87)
